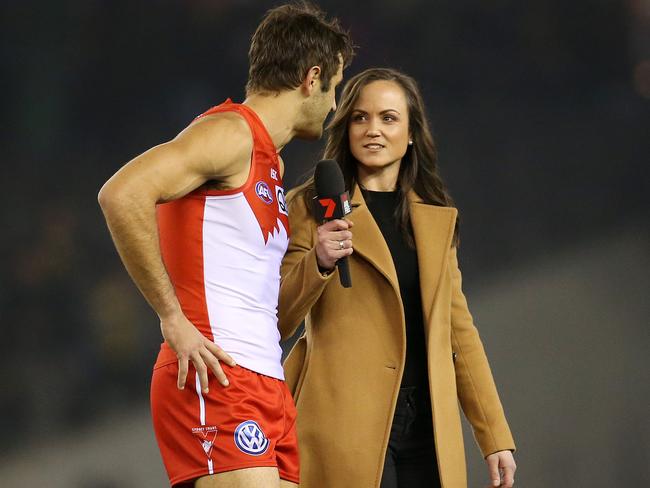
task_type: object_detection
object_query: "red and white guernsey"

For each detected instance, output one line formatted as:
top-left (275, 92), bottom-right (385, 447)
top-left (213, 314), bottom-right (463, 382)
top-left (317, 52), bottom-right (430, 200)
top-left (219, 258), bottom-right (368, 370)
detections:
top-left (155, 100), bottom-right (290, 380)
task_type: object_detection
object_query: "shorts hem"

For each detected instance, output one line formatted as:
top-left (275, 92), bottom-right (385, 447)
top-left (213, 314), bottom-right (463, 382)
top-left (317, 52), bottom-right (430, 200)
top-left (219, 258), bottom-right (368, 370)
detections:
top-left (279, 474), bottom-right (300, 484)
top-left (169, 461), bottom-right (280, 486)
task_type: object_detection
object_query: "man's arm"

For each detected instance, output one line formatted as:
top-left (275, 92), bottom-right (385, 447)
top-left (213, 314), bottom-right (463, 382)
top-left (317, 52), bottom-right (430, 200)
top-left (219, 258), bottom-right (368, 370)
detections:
top-left (98, 113), bottom-right (251, 393)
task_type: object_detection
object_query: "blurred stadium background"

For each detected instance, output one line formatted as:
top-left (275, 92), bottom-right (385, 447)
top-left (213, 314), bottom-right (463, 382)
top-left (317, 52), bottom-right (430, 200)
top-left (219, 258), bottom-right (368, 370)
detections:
top-left (1, 0), bottom-right (648, 486)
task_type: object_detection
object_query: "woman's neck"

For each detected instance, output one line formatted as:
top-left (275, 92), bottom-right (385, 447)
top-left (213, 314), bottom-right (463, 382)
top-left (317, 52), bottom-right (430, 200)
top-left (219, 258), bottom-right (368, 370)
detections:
top-left (357, 164), bottom-right (400, 191)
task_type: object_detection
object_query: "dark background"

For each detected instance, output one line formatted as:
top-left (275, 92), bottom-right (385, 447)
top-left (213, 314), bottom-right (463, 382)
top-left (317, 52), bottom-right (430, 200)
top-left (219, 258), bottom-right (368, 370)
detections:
top-left (1, 0), bottom-right (648, 486)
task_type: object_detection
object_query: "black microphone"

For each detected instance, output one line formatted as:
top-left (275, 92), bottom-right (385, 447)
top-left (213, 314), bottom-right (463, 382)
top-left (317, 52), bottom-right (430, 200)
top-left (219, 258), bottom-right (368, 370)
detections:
top-left (312, 159), bottom-right (352, 288)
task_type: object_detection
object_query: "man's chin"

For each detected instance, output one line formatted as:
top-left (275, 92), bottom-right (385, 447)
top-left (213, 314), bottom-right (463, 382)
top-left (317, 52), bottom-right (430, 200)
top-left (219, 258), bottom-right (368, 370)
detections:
top-left (295, 126), bottom-right (323, 141)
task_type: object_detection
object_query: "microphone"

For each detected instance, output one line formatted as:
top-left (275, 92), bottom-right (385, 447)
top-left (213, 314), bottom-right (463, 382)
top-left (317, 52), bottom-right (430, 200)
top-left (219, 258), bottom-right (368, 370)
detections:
top-left (312, 159), bottom-right (352, 288)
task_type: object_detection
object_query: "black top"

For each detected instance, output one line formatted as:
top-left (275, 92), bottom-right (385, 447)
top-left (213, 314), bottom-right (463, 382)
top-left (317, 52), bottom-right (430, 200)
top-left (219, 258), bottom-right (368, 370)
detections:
top-left (362, 189), bottom-right (429, 389)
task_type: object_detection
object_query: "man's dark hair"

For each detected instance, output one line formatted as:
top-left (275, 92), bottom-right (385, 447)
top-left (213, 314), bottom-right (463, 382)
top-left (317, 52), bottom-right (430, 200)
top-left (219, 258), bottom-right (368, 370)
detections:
top-left (246, 2), bottom-right (354, 94)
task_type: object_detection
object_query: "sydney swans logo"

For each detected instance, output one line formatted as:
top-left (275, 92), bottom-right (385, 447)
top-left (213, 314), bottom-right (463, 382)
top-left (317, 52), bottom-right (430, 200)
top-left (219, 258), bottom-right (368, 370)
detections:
top-left (192, 426), bottom-right (218, 458)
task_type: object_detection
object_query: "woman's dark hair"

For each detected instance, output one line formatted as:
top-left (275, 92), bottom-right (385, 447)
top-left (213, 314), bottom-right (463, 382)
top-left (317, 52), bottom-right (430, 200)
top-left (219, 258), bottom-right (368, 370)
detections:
top-left (246, 2), bottom-right (354, 95)
top-left (301, 67), bottom-right (459, 246)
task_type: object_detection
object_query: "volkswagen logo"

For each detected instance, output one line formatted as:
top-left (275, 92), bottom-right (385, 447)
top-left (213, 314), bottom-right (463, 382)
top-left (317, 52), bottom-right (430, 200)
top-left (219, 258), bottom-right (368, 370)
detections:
top-left (234, 420), bottom-right (270, 456)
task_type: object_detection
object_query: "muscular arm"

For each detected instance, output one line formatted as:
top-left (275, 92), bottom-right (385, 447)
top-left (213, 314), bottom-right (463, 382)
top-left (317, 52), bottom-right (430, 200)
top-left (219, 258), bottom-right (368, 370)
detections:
top-left (98, 113), bottom-right (252, 390)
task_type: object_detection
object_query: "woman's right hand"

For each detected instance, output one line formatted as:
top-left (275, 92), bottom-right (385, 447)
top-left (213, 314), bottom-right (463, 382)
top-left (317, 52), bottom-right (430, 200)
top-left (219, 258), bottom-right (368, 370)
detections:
top-left (315, 218), bottom-right (354, 271)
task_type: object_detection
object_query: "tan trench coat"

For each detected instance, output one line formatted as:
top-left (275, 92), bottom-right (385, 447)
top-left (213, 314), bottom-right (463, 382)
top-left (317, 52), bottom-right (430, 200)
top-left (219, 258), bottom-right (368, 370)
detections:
top-left (279, 184), bottom-right (515, 488)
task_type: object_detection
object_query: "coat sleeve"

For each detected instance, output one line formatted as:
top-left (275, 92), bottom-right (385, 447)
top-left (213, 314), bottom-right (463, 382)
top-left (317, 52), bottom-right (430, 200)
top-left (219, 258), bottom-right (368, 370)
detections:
top-left (448, 246), bottom-right (516, 457)
top-left (278, 188), bottom-right (336, 341)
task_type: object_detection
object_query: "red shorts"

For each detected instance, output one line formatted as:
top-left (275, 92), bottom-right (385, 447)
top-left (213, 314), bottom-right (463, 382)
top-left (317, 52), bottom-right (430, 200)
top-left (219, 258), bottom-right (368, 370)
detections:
top-left (151, 358), bottom-right (299, 487)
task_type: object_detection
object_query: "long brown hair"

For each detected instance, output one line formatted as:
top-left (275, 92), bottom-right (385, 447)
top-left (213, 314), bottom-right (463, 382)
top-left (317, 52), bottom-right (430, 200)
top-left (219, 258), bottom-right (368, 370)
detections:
top-left (302, 67), bottom-right (459, 246)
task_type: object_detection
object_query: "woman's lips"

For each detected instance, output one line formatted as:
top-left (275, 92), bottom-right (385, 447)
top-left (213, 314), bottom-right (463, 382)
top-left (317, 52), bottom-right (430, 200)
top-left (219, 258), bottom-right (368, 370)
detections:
top-left (363, 143), bottom-right (385, 150)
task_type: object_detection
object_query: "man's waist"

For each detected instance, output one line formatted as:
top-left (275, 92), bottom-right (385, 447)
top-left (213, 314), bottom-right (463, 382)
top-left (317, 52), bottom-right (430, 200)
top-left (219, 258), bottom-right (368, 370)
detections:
top-left (153, 340), bottom-right (284, 380)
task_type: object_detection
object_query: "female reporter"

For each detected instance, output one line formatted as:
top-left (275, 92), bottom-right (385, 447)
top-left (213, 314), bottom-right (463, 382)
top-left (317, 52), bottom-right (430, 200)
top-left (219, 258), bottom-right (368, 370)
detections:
top-left (279, 68), bottom-right (516, 488)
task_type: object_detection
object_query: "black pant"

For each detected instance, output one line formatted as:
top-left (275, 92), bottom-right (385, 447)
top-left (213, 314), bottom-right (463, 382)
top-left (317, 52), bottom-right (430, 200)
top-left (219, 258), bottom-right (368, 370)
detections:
top-left (380, 386), bottom-right (441, 488)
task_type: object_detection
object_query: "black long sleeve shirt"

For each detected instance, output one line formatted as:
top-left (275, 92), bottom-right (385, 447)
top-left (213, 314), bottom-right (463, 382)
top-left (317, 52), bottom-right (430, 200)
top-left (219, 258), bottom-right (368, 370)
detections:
top-left (362, 189), bottom-right (428, 389)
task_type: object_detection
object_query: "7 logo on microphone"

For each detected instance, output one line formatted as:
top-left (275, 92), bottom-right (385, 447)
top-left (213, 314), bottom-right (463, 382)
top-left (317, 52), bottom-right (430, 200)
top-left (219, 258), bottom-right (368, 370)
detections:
top-left (313, 192), bottom-right (351, 221)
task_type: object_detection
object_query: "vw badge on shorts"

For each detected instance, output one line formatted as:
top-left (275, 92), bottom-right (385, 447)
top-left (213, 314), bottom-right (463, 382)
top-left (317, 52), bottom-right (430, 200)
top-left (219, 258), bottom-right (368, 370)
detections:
top-left (234, 420), bottom-right (269, 456)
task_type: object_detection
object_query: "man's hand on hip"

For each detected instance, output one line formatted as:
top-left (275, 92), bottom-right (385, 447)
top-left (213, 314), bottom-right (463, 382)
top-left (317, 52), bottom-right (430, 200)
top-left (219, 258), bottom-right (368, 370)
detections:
top-left (161, 313), bottom-right (236, 393)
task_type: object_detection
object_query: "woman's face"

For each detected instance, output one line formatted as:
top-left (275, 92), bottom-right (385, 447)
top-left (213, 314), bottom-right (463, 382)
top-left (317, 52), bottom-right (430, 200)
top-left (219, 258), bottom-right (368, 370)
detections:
top-left (348, 80), bottom-right (410, 189)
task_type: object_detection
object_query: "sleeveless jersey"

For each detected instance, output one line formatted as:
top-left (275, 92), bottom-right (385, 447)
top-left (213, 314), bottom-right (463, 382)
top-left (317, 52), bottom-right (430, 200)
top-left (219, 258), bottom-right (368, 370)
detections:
top-left (155, 99), bottom-right (290, 379)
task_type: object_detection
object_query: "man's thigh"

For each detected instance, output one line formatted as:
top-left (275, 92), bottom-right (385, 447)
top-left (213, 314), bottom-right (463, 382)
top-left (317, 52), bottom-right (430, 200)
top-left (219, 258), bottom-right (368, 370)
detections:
top-left (195, 467), bottom-right (279, 488)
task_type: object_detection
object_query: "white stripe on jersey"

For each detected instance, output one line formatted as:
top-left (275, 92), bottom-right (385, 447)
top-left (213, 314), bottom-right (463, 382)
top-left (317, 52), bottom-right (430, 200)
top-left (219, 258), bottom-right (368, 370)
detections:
top-left (202, 193), bottom-right (287, 380)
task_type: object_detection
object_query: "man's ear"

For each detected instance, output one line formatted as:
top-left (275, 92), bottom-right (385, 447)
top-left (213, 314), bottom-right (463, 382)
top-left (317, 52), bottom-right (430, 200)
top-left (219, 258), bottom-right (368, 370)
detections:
top-left (301, 65), bottom-right (322, 96)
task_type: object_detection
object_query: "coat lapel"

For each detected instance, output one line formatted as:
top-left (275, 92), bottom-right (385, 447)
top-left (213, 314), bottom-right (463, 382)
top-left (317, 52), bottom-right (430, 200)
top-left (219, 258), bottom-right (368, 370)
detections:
top-left (408, 192), bottom-right (457, 330)
top-left (349, 187), bottom-right (457, 331)
top-left (349, 185), bottom-right (400, 294)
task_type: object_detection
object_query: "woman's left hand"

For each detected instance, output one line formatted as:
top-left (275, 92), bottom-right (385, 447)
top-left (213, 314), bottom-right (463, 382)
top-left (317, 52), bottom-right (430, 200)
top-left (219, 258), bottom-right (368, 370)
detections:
top-left (485, 450), bottom-right (516, 487)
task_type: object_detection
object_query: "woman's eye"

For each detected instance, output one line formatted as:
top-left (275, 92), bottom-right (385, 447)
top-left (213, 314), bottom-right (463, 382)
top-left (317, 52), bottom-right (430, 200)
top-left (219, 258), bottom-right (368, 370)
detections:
top-left (351, 114), bottom-right (366, 121)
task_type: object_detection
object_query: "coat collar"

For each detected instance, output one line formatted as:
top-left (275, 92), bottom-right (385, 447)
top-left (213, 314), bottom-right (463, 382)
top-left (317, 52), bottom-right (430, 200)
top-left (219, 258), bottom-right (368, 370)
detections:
top-left (409, 194), bottom-right (457, 326)
top-left (350, 184), bottom-right (457, 325)
top-left (349, 184), bottom-right (399, 292)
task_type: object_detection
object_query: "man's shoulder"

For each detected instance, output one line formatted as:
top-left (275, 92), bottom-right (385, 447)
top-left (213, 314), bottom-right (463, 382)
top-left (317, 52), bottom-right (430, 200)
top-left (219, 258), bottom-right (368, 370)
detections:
top-left (179, 111), bottom-right (253, 165)
top-left (190, 111), bottom-right (252, 144)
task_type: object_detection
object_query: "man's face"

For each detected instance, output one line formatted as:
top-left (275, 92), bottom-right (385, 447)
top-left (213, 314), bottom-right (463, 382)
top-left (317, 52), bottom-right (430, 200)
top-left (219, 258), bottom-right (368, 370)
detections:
top-left (299, 59), bottom-right (344, 140)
